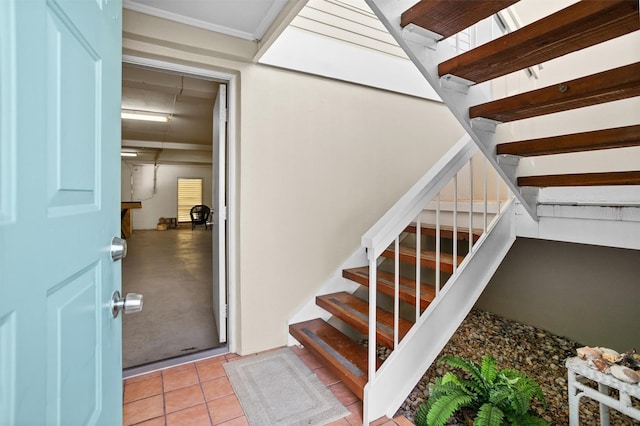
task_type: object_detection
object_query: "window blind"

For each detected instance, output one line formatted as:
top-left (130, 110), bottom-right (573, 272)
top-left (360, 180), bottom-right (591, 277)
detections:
top-left (177, 178), bottom-right (203, 222)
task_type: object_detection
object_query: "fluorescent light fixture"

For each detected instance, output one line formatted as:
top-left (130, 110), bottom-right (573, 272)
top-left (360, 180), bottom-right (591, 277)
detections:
top-left (121, 152), bottom-right (138, 157)
top-left (121, 110), bottom-right (170, 123)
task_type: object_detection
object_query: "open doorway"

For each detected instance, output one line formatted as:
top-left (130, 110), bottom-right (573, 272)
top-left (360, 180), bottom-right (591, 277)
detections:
top-left (120, 63), bottom-right (229, 372)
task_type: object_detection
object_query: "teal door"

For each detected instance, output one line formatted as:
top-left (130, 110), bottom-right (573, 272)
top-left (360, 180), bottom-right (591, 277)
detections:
top-left (0, 0), bottom-right (123, 424)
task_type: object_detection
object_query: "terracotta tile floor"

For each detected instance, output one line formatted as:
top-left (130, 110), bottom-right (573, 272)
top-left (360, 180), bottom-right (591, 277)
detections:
top-left (123, 347), bottom-right (412, 425)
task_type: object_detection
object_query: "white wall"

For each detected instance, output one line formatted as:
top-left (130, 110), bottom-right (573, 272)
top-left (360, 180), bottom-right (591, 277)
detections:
top-left (121, 161), bottom-right (213, 230)
top-left (123, 9), bottom-right (466, 354)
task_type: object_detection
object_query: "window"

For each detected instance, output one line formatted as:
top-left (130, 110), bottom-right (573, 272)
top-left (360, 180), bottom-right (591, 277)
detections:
top-left (177, 178), bottom-right (203, 222)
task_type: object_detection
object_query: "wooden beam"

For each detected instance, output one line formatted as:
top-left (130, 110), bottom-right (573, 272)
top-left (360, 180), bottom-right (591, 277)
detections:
top-left (438, 0), bottom-right (640, 83)
top-left (518, 171), bottom-right (640, 187)
top-left (400, 0), bottom-right (518, 39)
top-left (497, 125), bottom-right (640, 156)
top-left (469, 63), bottom-right (640, 122)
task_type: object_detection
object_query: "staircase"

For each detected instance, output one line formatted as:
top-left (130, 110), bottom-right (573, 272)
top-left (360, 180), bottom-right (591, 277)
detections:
top-left (290, 0), bottom-right (640, 422)
top-left (290, 223), bottom-right (481, 398)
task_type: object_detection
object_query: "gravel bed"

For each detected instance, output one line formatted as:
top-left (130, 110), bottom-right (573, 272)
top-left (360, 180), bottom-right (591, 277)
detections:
top-left (364, 309), bottom-right (640, 425)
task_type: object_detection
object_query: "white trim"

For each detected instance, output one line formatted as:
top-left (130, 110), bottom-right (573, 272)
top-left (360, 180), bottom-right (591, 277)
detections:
top-left (121, 140), bottom-right (213, 152)
top-left (121, 55), bottom-right (238, 354)
top-left (123, 0), bottom-right (256, 40)
top-left (538, 186), bottom-right (640, 207)
top-left (254, 0), bottom-right (289, 40)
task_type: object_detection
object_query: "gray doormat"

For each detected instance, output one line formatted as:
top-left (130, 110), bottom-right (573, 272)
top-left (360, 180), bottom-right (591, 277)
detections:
top-left (223, 348), bottom-right (350, 425)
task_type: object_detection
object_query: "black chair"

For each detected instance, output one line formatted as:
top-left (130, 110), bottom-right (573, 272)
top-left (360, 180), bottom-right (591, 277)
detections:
top-left (190, 205), bottom-right (211, 230)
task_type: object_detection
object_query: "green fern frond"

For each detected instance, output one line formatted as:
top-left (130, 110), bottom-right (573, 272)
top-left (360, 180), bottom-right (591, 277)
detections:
top-left (506, 412), bottom-right (550, 426)
top-left (429, 376), bottom-right (466, 398)
top-left (502, 369), bottom-right (547, 410)
top-left (415, 400), bottom-right (430, 426)
top-left (426, 393), bottom-right (474, 426)
top-left (520, 377), bottom-right (547, 409)
top-left (481, 356), bottom-right (498, 383)
top-left (487, 386), bottom-right (511, 407)
top-left (439, 355), bottom-right (486, 394)
top-left (441, 372), bottom-right (479, 397)
top-left (474, 403), bottom-right (505, 426)
top-left (508, 385), bottom-right (530, 415)
top-left (425, 355), bottom-right (548, 426)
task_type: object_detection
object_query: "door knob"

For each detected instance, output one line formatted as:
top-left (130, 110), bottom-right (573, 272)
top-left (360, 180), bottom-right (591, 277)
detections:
top-left (111, 237), bottom-right (127, 261)
top-left (111, 291), bottom-right (143, 318)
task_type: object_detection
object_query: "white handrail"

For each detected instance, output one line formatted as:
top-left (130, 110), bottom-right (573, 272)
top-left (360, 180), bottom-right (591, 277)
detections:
top-left (364, 135), bottom-right (478, 388)
top-left (362, 135), bottom-right (478, 260)
top-left (361, 133), bottom-right (515, 404)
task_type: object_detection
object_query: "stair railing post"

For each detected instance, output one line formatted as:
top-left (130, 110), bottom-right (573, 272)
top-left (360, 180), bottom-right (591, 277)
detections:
top-left (368, 255), bottom-right (377, 384)
top-left (453, 174), bottom-right (458, 273)
top-left (484, 158), bottom-right (488, 233)
top-left (469, 159), bottom-right (474, 253)
top-left (394, 237), bottom-right (400, 348)
top-left (415, 215), bottom-right (421, 321)
top-left (435, 194), bottom-right (441, 295)
top-left (497, 173), bottom-right (501, 215)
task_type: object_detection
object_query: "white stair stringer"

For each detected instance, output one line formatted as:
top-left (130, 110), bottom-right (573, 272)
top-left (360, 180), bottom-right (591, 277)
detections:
top-left (363, 0), bottom-right (538, 219)
top-left (363, 201), bottom-right (517, 422)
top-left (515, 186), bottom-right (640, 250)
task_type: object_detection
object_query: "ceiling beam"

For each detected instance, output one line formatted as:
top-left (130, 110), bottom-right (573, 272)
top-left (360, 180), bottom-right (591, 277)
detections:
top-left (122, 139), bottom-right (212, 151)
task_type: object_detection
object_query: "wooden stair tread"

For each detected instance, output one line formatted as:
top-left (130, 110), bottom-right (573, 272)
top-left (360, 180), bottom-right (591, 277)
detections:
top-left (289, 319), bottom-right (372, 399)
top-left (438, 0), bottom-right (640, 84)
top-left (518, 171), bottom-right (640, 187)
top-left (497, 125), bottom-right (640, 157)
top-left (405, 223), bottom-right (482, 242)
top-left (342, 267), bottom-right (436, 310)
top-left (316, 292), bottom-right (413, 349)
top-left (381, 245), bottom-right (463, 274)
top-left (469, 63), bottom-right (640, 122)
top-left (400, 0), bottom-right (518, 39)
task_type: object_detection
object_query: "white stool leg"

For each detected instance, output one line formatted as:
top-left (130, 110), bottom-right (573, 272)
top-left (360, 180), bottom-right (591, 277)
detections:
top-left (597, 382), bottom-right (610, 426)
top-left (568, 370), bottom-right (580, 426)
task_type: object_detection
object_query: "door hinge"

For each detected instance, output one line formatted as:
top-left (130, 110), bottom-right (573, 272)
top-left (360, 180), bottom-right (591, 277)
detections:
top-left (224, 304), bottom-right (228, 318)
top-left (222, 108), bottom-right (228, 122)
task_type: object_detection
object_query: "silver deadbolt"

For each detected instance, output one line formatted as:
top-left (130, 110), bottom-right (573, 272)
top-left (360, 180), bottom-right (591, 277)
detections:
top-left (111, 291), bottom-right (143, 318)
top-left (111, 237), bottom-right (127, 261)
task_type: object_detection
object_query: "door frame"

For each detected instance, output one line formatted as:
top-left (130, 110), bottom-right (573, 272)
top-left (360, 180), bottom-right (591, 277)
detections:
top-left (122, 54), bottom-right (237, 354)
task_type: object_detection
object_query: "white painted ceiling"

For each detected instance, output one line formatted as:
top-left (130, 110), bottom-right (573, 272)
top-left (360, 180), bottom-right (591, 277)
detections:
top-left (121, 65), bottom-right (218, 166)
top-left (123, 0), bottom-right (289, 40)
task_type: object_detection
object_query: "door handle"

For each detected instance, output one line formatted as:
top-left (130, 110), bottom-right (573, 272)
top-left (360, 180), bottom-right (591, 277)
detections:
top-left (111, 291), bottom-right (143, 318)
top-left (111, 237), bottom-right (127, 261)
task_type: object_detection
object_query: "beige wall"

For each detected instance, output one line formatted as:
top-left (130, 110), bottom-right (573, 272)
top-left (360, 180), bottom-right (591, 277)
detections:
top-left (123, 10), bottom-right (465, 354)
top-left (477, 238), bottom-right (640, 351)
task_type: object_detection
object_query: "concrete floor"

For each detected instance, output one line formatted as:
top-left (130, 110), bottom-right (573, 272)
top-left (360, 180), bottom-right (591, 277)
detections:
top-left (122, 227), bottom-right (223, 368)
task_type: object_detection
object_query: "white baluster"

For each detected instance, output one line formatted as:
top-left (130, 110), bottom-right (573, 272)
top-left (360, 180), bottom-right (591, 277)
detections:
top-left (415, 215), bottom-right (421, 321)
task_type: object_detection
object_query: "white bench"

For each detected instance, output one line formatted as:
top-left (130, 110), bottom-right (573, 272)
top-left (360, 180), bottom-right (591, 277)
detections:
top-left (566, 357), bottom-right (640, 425)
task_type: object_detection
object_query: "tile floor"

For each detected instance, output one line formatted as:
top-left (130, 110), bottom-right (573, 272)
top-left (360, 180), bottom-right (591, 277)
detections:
top-left (122, 347), bottom-right (413, 426)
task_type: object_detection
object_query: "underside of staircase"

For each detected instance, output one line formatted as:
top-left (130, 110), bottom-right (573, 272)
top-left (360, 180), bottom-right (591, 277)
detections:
top-left (290, 0), bottom-right (640, 420)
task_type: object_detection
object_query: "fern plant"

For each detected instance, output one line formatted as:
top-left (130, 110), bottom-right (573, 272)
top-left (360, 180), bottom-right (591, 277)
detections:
top-left (415, 355), bottom-right (548, 426)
